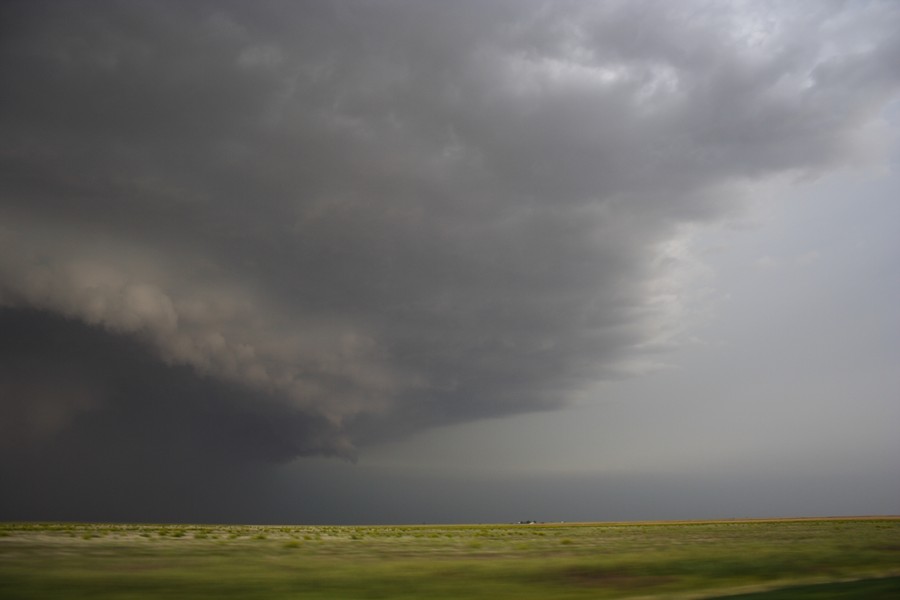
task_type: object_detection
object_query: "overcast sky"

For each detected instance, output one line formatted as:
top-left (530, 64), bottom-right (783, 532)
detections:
top-left (1, 0), bottom-right (898, 524)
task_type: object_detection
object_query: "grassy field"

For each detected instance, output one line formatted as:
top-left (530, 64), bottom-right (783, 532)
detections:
top-left (1, 518), bottom-right (898, 599)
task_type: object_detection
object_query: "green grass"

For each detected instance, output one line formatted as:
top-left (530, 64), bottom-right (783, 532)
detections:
top-left (713, 575), bottom-right (900, 599)
top-left (1, 518), bottom-right (898, 599)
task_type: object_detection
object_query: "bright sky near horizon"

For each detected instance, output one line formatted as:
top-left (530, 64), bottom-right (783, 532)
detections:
top-left (1, 0), bottom-right (898, 523)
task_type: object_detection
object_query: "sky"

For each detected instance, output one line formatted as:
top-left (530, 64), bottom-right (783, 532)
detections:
top-left (1, 0), bottom-right (898, 524)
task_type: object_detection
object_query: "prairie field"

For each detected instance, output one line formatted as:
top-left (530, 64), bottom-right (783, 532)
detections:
top-left (1, 517), bottom-right (898, 599)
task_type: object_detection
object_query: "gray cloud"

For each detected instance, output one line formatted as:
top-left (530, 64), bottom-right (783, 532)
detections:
top-left (1, 1), bottom-right (899, 518)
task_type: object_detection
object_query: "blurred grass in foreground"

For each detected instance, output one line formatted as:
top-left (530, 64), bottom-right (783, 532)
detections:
top-left (1, 518), bottom-right (898, 599)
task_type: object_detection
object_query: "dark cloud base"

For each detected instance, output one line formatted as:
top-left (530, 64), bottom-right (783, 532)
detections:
top-left (0, 308), bottom-right (341, 521)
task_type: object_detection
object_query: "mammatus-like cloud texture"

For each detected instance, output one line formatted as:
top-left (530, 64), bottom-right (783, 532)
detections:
top-left (1, 1), bottom-right (899, 469)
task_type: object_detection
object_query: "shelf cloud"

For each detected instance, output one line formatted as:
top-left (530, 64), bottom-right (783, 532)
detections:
top-left (1, 1), bottom-right (898, 515)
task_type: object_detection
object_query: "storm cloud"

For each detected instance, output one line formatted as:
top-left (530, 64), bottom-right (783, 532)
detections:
top-left (1, 1), bottom-right (899, 519)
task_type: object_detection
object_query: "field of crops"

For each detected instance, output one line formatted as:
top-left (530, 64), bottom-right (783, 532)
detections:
top-left (1, 518), bottom-right (898, 599)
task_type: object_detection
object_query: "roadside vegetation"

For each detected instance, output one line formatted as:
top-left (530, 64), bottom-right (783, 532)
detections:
top-left (1, 518), bottom-right (898, 598)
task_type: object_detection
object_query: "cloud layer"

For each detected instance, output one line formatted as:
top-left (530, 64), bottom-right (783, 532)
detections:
top-left (2, 0), bottom-right (899, 479)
